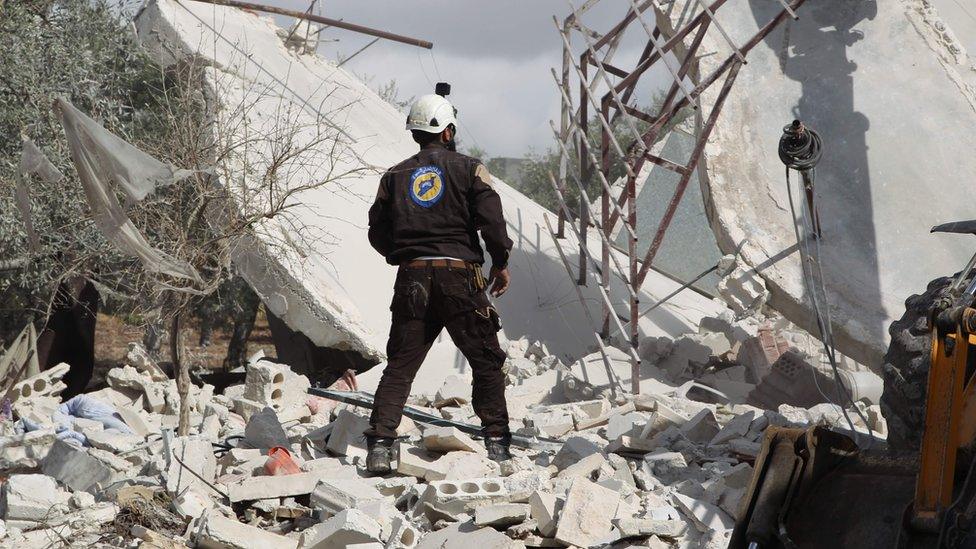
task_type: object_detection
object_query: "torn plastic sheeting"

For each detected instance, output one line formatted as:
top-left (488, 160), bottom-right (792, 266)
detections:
top-left (56, 98), bottom-right (202, 283)
top-left (55, 101), bottom-right (191, 202)
top-left (15, 139), bottom-right (64, 252)
top-left (307, 387), bottom-right (562, 451)
top-left (0, 323), bottom-right (40, 383)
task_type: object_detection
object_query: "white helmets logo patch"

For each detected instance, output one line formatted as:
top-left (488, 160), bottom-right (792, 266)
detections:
top-left (410, 166), bottom-right (445, 208)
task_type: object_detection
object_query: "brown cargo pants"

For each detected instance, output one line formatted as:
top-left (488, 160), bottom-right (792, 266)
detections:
top-left (366, 261), bottom-right (510, 439)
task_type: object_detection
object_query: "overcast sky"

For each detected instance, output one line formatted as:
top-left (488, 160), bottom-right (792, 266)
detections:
top-left (263, 1), bottom-right (652, 158)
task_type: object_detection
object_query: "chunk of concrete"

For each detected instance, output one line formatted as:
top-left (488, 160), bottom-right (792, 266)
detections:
top-left (606, 435), bottom-right (656, 455)
top-left (166, 437), bottom-right (217, 496)
top-left (607, 412), bottom-right (647, 441)
top-left (42, 439), bottom-right (130, 493)
top-left (229, 471), bottom-right (334, 503)
top-left (474, 503), bottom-right (530, 528)
top-left (310, 478), bottom-right (385, 515)
top-left (528, 491), bottom-right (561, 538)
top-left (9, 363), bottom-right (69, 403)
top-left (554, 478), bottom-right (619, 547)
top-left (420, 477), bottom-right (510, 515)
top-left (125, 342), bottom-right (167, 381)
top-left (387, 515), bottom-right (420, 548)
top-left (433, 375), bottom-right (471, 407)
top-left (115, 407), bottom-right (153, 438)
top-left (398, 445), bottom-right (448, 481)
top-left (710, 410), bottom-right (755, 446)
top-left (0, 430), bottom-right (56, 470)
top-left (423, 426), bottom-right (482, 454)
top-left (86, 430), bottom-right (144, 454)
top-left (679, 409), bottom-right (720, 444)
top-left (552, 435), bottom-right (603, 470)
top-left (196, 510), bottom-right (297, 549)
top-left (556, 452), bottom-right (606, 479)
top-left (613, 518), bottom-right (688, 539)
top-left (1, 474), bottom-right (70, 522)
top-left (672, 493), bottom-right (735, 533)
top-left (639, 403), bottom-right (687, 439)
top-left (718, 265), bottom-right (768, 315)
top-left (326, 409), bottom-right (369, 458)
top-left (414, 520), bottom-right (522, 549)
top-left (439, 451), bottom-right (499, 480)
top-left (299, 509), bottom-right (382, 548)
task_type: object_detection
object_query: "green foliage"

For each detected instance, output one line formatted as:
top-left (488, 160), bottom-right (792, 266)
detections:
top-left (0, 0), bottom-right (167, 340)
top-left (495, 114), bottom-right (651, 216)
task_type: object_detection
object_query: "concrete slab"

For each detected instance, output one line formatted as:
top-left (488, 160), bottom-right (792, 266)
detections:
top-left (136, 0), bottom-right (722, 395)
top-left (661, 0), bottom-right (976, 366)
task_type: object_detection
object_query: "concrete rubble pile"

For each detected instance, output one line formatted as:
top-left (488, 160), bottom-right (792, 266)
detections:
top-left (0, 268), bottom-right (886, 548)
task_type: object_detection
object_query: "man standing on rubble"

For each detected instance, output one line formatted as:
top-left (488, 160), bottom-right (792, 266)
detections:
top-left (364, 84), bottom-right (514, 474)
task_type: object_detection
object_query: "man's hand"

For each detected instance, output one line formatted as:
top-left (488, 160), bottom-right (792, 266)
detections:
top-left (488, 266), bottom-right (510, 297)
top-left (340, 369), bottom-right (358, 391)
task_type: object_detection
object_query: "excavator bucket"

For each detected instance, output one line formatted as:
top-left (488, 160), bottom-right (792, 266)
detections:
top-left (730, 426), bottom-right (927, 549)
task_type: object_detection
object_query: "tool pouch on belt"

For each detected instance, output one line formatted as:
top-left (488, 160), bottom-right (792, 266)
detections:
top-left (472, 265), bottom-right (487, 291)
top-left (440, 269), bottom-right (500, 332)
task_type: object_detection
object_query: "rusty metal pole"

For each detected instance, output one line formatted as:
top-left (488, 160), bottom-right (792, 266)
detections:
top-left (557, 21), bottom-right (572, 239)
top-left (577, 56), bottom-right (590, 286)
top-left (600, 102), bottom-right (612, 339)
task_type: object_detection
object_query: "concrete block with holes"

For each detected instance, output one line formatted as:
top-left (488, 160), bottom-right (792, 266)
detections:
top-left (9, 363), bottom-right (69, 403)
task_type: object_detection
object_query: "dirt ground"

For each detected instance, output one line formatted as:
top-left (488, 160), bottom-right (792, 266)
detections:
top-left (93, 307), bottom-right (277, 374)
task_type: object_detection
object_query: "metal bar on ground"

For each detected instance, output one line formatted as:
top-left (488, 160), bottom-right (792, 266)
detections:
top-left (186, 0), bottom-right (433, 49)
top-left (613, 264), bottom-right (719, 335)
top-left (307, 388), bottom-right (562, 450)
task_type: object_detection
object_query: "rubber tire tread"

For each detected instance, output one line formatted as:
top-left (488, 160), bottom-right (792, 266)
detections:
top-left (880, 273), bottom-right (963, 450)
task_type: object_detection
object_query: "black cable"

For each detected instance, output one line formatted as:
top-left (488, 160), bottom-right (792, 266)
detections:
top-left (778, 119), bottom-right (874, 446)
top-left (778, 119), bottom-right (823, 172)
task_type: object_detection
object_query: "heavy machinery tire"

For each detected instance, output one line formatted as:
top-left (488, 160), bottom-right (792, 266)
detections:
top-left (880, 273), bottom-right (967, 450)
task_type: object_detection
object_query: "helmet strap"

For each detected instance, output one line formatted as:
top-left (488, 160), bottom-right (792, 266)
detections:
top-left (443, 124), bottom-right (457, 152)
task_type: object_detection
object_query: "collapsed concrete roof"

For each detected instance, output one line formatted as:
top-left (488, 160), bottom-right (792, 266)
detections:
top-left (662, 0), bottom-right (976, 367)
top-left (135, 0), bottom-right (722, 393)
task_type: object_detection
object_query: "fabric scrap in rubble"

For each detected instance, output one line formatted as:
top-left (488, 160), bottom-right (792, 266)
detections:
top-left (17, 394), bottom-right (133, 447)
top-left (56, 98), bottom-right (202, 283)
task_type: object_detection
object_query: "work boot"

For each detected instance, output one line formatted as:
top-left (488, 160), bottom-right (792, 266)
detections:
top-left (365, 436), bottom-right (395, 475)
top-left (485, 435), bottom-right (512, 462)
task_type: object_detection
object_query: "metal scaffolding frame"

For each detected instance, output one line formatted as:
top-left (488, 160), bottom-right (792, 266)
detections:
top-left (549, 0), bottom-right (806, 394)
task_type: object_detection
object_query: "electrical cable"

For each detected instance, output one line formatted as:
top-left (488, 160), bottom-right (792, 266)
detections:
top-left (778, 121), bottom-right (874, 447)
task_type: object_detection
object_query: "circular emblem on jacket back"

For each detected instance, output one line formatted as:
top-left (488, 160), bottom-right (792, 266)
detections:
top-left (409, 166), bottom-right (445, 208)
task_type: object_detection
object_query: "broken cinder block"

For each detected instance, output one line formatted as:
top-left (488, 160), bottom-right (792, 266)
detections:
top-left (554, 478), bottom-right (620, 547)
top-left (9, 363), bottom-right (69, 403)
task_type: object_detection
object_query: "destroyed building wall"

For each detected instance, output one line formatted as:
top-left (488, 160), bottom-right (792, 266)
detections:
top-left (660, 0), bottom-right (976, 367)
top-left (135, 0), bottom-right (724, 394)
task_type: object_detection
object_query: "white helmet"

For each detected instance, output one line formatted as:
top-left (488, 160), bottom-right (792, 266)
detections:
top-left (406, 94), bottom-right (457, 134)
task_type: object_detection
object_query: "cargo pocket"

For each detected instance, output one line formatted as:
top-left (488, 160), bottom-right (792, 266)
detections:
top-left (440, 277), bottom-right (483, 319)
top-left (390, 277), bottom-right (430, 319)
